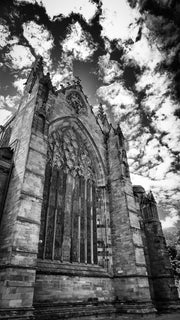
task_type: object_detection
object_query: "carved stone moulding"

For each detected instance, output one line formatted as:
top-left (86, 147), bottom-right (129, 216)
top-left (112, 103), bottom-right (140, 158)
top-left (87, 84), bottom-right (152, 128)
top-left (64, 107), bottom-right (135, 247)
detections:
top-left (66, 90), bottom-right (87, 115)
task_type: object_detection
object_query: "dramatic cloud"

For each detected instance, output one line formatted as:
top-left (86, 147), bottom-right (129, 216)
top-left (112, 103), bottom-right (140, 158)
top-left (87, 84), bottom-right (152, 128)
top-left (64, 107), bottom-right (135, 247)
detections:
top-left (35, 0), bottom-right (97, 22)
top-left (62, 22), bottom-right (97, 61)
top-left (51, 53), bottom-right (73, 89)
top-left (98, 53), bottom-right (123, 84)
top-left (23, 21), bottom-right (53, 68)
top-left (0, 0), bottom-right (179, 230)
top-left (97, 82), bottom-right (135, 108)
top-left (5, 45), bottom-right (34, 69)
top-left (100, 0), bottom-right (140, 42)
top-left (0, 22), bottom-right (10, 48)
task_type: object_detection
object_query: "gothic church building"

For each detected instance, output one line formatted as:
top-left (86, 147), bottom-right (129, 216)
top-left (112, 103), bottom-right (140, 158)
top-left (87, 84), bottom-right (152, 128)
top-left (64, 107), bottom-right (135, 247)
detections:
top-left (0, 57), bottom-right (179, 319)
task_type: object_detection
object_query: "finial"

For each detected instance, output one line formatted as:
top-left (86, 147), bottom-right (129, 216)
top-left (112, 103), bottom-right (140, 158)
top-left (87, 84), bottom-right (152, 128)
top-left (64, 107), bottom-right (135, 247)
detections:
top-left (74, 76), bottom-right (81, 85)
top-left (97, 103), bottom-right (106, 125)
top-left (148, 190), bottom-right (156, 203)
top-left (115, 122), bottom-right (124, 144)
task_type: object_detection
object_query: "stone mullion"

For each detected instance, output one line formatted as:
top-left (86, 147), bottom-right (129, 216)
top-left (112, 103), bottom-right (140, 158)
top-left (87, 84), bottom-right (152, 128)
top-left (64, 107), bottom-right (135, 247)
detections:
top-left (77, 176), bottom-right (81, 263)
top-left (54, 169), bottom-right (67, 260)
top-left (62, 173), bottom-right (73, 262)
top-left (102, 188), bottom-right (106, 268)
top-left (52, 207), bottom-right (57, 260)
top-left (71, 175), bottom-right (79, 262)
top-left (96, 187), bottom-right (102, 266)
top-left (44, 167), bottom-right (58, 259)
top-left (51, 168), bottom-right (59, 260)
top-left (38, 161), bottom-right (52, 259)
top-left (100, 188), bottom-right (105, 267)
top-left (70, 176), bottom-right (75, 263)
top-left (87, 179), bottom-right (91, 264)
top-left (53, 168), bottom-right (62, 260)
top-left (92, 181), bottom-right (97, 265)
top-left (90, 181), bottom-right (94, 264)
top-left (103, 187), bottom-right (108, 270)
top-left (84, 179), bottom-right (87, 263)
top-left (80, 176), bottom-right (85, 263)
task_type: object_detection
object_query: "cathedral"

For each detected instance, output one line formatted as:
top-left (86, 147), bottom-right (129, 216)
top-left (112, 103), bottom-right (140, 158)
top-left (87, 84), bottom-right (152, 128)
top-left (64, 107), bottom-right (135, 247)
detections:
top-left (0, 56), bottom-right (179, 319)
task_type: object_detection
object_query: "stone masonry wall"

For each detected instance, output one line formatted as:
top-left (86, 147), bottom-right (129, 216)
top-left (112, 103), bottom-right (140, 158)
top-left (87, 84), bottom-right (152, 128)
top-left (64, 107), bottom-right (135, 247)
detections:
top-left (34, 273), bottom-right (114, 305)
top-left (0, 73), bottom-right (48, 309)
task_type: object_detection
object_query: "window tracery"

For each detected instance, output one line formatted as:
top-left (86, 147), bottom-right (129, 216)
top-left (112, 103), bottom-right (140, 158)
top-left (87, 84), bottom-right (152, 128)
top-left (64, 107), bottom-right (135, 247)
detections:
top-left (48, 128), bottom-right (95, 180)
top-left (38, 127), bottom-right (98, 264)
top-left (66, 91), bottom-right (87, 115)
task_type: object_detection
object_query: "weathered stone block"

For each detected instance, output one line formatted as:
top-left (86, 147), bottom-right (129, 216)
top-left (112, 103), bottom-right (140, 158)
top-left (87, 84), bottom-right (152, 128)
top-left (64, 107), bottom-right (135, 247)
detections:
top-left (18, 194), bottom-right (42, 223)
top-left (26, 148), bottom-right (46, 177)
top-left (22, 171), bottom-right (44, 199)
top-left (30, 133), bottom-right (47, 156)
top-left (13, 221), bottom-right (39, 253)
top-left (133, 230), bottom-right (143, 246)
top-left (129, 211), bottom-right (140, 229)
top-left (135, 247), bottom-right (146, 265)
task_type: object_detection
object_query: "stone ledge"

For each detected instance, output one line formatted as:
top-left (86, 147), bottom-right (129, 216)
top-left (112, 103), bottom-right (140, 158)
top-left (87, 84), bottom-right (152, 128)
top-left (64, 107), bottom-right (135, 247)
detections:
top-left (154, 299), bottom-right (180, 312)
top-left (29, 145), bottom-right (47, 157)
top-left (0, 264), bottom-right (36, 271)
top-left (113, 274), bottom-right (149, 279)
top-left (0, 300), bottom-right (157, 319)
top-left (20, 190), bottom-right (43, 201)
top-left (0, 307), bottom-right (34, 320)
top-left (25, 167), bottom-right (44, 179)
top-left (17, 216), bottom-right (40, 226)
top-left (36, 259), bottom-right (111, 278)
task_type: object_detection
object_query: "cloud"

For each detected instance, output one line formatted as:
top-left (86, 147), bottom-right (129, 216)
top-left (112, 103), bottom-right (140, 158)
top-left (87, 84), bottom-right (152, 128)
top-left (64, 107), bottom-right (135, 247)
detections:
top-left (98, 53), bottom-right (123, 84)
top-left (0, 95), bottom-right (20, 125)
top-left (0, 95), bottom-right (20, 111)
top-left (0, 22), bottom-right (10, 48)
top-left (51, 52), bottom-right (73, 89)
top-left (100, 0), bottom-right (140, 42)
top-left (125, 30), bottom-right (164, 69)
top-left (16, 0), bottom-right (35, 3)
top-left (97, 81), bottom-right (135, 109)
top-left (0, 0), bottom-right (179, 231)
top-left (0, 109), bottom-right (12, 126)
top-left (161, 208), bottom-right (179, 229)
top-left (26, 0), bottom-right (97, 22)
top-left (23, 21), bottom-right (54, 68)
top-left (130, 172), bottom-right (152, 190)
top-left (136, 69), bottom-right (173, 111)
top-left (62, 22), bottom-right (97, 61)
top-left (13, 78), bottom-right (26, 94)
top-left (5, 45), bottom-right (34, 69)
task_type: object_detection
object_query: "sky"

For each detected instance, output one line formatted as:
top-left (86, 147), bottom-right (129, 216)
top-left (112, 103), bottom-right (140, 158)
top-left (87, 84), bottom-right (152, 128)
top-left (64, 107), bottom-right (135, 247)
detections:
top-left (0, 0), bottom-right (180, 230)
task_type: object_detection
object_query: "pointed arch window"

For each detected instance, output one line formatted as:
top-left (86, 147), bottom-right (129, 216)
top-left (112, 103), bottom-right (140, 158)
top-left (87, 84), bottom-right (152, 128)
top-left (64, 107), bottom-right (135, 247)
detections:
top-left (38, 127), bottom-right (98, 264)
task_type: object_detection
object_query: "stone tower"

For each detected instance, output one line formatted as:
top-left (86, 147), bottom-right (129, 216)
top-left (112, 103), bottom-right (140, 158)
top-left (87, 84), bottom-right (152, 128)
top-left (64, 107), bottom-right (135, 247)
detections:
top-left (0, 57), bottom-right (179, 319)
top-left (133, 185), bottom-right (179, 311)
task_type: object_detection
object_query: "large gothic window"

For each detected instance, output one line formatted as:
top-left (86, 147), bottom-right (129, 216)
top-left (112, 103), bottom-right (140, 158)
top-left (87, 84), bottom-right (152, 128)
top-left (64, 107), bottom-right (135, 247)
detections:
top-left (38, 127), bottom-right (98, 264)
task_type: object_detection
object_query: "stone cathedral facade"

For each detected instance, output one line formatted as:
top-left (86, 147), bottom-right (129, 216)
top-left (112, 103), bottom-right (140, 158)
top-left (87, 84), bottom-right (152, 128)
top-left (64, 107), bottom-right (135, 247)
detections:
top-left (0, 57), bottom-right (179, 319)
